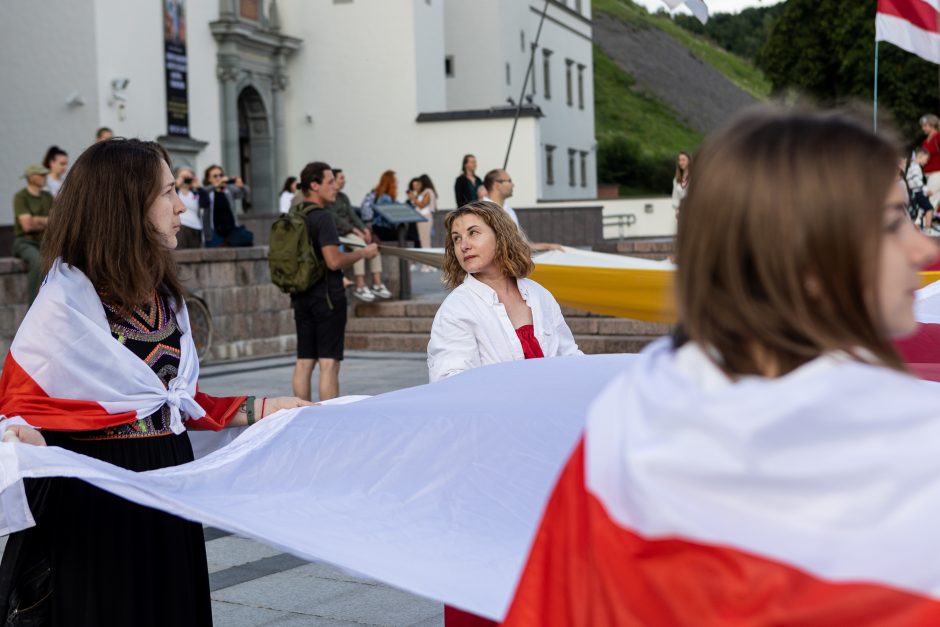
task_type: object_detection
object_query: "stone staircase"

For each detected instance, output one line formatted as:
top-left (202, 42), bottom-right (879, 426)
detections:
top-left (345, 300), bottom-right (672, 354)
top-left (592, 237), bottom-right (674, 260)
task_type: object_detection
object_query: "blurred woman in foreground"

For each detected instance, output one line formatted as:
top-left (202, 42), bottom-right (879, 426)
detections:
top-left (502, 107), bottom-right (940, 625)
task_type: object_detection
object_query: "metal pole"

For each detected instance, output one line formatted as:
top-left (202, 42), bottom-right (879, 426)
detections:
top-left (873, 40), bottom-right (879, 132)
top-left (503, 0), bottom-right (550, 170)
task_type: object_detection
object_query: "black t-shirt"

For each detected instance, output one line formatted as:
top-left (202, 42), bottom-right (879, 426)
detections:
top-left (291, 205), bottom-right (346, 304)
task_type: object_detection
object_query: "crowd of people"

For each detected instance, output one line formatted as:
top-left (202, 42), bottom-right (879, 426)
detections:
top-left (3, 105), bottom-right (939, 625)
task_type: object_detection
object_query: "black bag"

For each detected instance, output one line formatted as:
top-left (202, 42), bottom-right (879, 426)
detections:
top-left (0, 480), bottom-right (53, 626)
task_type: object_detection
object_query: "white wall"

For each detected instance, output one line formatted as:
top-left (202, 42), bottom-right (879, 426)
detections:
top-left (539, 196), bottom-right (677, 237)
top-left (443, 0), bottom-right (504, 111)
top-left (528, 1), bottom-right (596, 201)
top-left (185, 0), bottom-right (224, 174)
top-left (92, 0), bottom-right (166, 139)
top-left (413, 0), bottom-right (447, 113)
top-left (0, 1), bottom-right (100, 228)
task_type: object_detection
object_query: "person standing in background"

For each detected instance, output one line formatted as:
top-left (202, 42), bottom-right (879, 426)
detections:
top-left (920, 115), bottom-right (940, 211)
top-left (482, 169), bottom-right (562, 253)
top-left (326, 169), bottom-right (390, 302)
top-left (11, 164), bottom-right (53, 304)
top-left (42, 146), bottom-right (69, 197)
top-left (95, 127), bottom-right (113, 142)
top-left (454, 154), bottom-right (484, 207)
top-left (407, 174), bottom-right (437, 253)
top-left (291, 162), bottom-right (379, 401)
top-left (175, 166), bottom-right (203, 248)
top-left (198, 165), bottom-right (253, 247)
top-left (671, 151), bottom-right (691, 213)
top-left (279, 176), bottom-right (298, 214)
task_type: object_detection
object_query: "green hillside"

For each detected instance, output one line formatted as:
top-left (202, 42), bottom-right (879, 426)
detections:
top-left (592, 0), bottom-right (771, 194)
top-left (593, 0), bottom-right (771, 99)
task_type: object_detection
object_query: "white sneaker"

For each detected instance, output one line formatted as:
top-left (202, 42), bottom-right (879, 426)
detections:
top-left (353, 286), bottom-right (376, 302)
top-left (371, 284), bottom-right (392, 299)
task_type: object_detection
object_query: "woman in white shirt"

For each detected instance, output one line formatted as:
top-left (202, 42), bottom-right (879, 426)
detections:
top-left (279, 176), bottom-right (298, 213)
top-left (428, 200), bottom-right (581, 382)
top-left (42, 146), bottom-right (69, 197)
top-left (671, 150), bottom-right (691, 212)
top-left (174, 166), bottom-right (203, 248)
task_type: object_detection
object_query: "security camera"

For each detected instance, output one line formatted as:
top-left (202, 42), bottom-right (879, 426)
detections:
top-left (111, 78), bottom-right (130, 91)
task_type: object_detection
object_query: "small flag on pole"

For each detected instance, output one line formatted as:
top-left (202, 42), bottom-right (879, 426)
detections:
top-left (876, 0), bottom-right (940, 64)
top-left (659, 0), bottom-right (709, 25)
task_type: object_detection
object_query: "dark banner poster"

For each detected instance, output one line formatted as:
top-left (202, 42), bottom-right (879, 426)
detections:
top-left (163, 0), bottom-right (189, 137)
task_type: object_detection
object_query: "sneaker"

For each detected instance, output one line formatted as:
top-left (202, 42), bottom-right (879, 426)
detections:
top-left (371, 283), bottom-right (392, 299)
top-left (929, 227), bottom-right (940, 236)
top-left (353, 286), bottom-right (376, 302)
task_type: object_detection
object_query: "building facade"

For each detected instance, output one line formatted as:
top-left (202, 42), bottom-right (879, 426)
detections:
top-left (0, 0), bottom-right (596, 228)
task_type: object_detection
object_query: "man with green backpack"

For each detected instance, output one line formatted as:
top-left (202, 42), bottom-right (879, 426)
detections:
top-left (270, 161), bottom-right (378, 401)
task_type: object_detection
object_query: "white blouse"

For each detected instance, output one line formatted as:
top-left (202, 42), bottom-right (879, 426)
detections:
top-left (427, 274), bottom-right (582, 382)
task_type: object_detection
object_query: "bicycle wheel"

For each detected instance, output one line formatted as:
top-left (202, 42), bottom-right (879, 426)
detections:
top-left (184, 294), bottom-right (213, 361)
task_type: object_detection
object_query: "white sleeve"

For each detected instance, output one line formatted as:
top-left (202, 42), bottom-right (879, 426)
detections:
top-left (427, 307), bottom-right (482, 383)
top-left (550, 297), bottom-right (583, 357)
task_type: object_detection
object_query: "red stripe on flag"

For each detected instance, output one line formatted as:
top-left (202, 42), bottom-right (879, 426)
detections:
top-left (878, 0), bottom-right (940, 35)
top-left (0, 351), bottom-right (137, 431)
top-left (895, 322), bottom-right (940, 381)
top-left (502, 440), bottom-right (940, 626)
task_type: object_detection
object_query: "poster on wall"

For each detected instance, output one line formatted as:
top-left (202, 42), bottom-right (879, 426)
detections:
top-left (163, 0), bottom-right (189, 136)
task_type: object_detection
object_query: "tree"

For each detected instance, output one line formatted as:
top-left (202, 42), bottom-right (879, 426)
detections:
top-left (759, 0), bottom-right (939, 142)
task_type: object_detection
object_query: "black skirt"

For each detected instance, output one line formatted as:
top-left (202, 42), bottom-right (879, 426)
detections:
top-left (0, 431), bottom-right (212, 627)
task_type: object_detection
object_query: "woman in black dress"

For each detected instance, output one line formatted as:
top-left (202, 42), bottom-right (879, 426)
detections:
top-left (0, 138), bottom-right (309, 626)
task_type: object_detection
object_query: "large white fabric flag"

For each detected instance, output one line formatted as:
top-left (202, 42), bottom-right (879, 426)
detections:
top-left (0, 354), bottom-right (634, 620)
top-left (877, 0), bottom-right (940, 64)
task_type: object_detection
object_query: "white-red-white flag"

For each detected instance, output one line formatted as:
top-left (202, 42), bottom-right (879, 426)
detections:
top-left (876, 0), bottom-right (940, 64)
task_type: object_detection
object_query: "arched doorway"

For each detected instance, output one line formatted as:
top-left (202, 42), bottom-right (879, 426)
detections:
top-left (236, 86), bottom-right (274, 213)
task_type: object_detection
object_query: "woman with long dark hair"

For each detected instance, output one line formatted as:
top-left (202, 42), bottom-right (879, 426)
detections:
top-left (0, 139), bottom-right (309, 626)
top-left (454, 154), bottom-right (484, 207)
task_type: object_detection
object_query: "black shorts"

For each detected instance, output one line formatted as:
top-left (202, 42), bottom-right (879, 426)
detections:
top-left (293, 296), bottom-right (347, 360)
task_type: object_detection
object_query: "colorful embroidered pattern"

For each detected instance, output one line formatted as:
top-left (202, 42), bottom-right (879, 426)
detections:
top-left (73, 293), bottom-right (183, 441)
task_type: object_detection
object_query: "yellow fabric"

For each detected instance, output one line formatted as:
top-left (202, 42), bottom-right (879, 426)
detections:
top-left (530, 264), bottom-right (676, 323)
top-left (531, 265), bottom-right (940, 324)
top-left (372, 244), bottom-right (940, 323)
top-left (922, 272), bottom-right (940, 288)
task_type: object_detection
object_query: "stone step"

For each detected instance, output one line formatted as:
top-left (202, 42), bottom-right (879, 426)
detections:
top-left (346, 315), bottom-right (669, 337)
top-left (353, 301), bottom-right (443, 318)
top-left (344, 332), bottom-right (661, 355)
top-left (592, 237), bottom-right (675, 260)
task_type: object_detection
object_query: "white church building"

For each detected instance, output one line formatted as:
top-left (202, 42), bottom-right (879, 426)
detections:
top-left (0, 0), bottom-right (597, 221)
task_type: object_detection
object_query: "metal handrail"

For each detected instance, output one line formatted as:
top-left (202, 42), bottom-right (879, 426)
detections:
top-left (602, 213), bottom-right (637, 240)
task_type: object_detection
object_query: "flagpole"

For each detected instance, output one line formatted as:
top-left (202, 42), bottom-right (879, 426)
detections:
top-left (873, 40), bottom-right (879, 132)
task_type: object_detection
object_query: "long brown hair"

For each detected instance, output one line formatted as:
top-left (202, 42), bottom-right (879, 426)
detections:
top-left (676, 106), bottom-right (904, 377)
top-left (674, 151), bottom-right (691, 185)
top-left (441, 200), bottom-right (533, 289)
top-left (374, 170), bottom-right (397, 199)
top-left (42, 138), bottom-right (184, 309)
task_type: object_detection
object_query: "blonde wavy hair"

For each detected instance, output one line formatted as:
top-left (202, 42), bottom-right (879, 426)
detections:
top-left (441, 200), bottom-right (534, 289)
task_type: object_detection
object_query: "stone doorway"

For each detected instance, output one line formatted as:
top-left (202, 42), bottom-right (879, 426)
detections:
top-left (237, 86), bottom-right (273, 212)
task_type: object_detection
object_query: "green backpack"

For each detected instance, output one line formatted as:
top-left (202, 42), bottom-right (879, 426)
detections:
top-left (268, 202), bottom-right (327, 294)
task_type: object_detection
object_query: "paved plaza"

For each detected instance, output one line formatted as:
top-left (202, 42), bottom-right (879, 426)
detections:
top-left (0, 350), bottom-right (444, 627)
top-left (197, 351), bottom-right (441, 626)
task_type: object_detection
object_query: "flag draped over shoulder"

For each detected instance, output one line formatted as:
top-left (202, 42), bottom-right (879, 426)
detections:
top-left (876, 0), bottom-right (940, 64)
top-left (504, 339), bottom-right (940, 625)
top-left (0, 261), bottom-right (242, 433)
